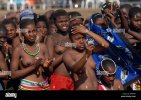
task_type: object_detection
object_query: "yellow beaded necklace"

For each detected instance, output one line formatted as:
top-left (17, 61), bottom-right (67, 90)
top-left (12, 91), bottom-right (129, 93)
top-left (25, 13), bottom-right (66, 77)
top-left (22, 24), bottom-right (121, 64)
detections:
top-left (22, 42), bottom-right (40, 57)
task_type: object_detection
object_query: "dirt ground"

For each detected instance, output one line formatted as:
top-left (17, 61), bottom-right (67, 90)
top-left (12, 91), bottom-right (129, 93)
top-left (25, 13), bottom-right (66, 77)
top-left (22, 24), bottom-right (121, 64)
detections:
top-left (0, 8), bottom-right (100, 20)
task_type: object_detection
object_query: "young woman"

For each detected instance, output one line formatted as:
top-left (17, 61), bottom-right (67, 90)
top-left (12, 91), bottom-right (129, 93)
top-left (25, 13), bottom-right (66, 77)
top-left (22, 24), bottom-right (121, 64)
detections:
top-left (63, 24), bottom-right (109, 90)
top-left (10, 19), bottom-right (51, 90)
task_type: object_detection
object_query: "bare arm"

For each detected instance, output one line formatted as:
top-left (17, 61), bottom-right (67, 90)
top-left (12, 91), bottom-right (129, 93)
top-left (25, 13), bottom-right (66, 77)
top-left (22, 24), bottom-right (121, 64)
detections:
top-left (12, 37), bottom-right (21, 50)
top-left (0, 52), bottom-right (8, 78)
top-left (45, 35), bottom-right (65, 72)
top-left (127, 30), bottom-right (141, 41)
top-left (114, 79), bottom-right (124, 90)
top-left (45, 35), bottom-right (55, 58)
top-left (10, 46), bottom-right (35, 79)
top-left (72, 25), bottom-right (109, 53)
top-left (63, 50), bottom-right (91, 73)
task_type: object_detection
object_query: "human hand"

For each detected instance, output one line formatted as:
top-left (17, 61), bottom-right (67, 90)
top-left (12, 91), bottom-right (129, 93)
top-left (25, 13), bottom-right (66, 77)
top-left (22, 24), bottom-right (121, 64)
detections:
top-left (71, 25), bottom-right (89, 35)
top-left (86, 44), bottom-right (95, 56)
top-left (43, 58), bottom-right (53, 68)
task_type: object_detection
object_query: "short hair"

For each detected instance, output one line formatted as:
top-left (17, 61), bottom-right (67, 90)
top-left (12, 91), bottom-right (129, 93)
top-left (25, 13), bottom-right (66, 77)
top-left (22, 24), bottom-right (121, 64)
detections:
top-left (36, 15), bottom-right (48, 26)
top-left (53, 9), bottom-right (68, 21)
top-left (128, 7), bottom-right (141, 19)
top-left (91, 13), bottom-right (103, 23)
top-left (99, 58), bottom-right (116, 73)
top-left (2, 19), bottom-right (16, 28)
top-left (68, 11), bottom-right (84, 22)
top-left (20, 19), bottom-right (35, 29)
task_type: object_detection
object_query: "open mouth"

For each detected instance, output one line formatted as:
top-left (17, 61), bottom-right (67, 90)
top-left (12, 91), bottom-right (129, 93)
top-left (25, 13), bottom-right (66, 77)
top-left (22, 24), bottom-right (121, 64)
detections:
top-left (62, 26), bottom-right (67, 30)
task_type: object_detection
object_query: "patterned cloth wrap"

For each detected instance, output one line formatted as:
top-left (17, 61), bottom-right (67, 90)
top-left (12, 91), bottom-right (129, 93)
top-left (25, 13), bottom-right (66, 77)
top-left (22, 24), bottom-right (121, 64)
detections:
top-left (19, 79), bottom-right (49, 90)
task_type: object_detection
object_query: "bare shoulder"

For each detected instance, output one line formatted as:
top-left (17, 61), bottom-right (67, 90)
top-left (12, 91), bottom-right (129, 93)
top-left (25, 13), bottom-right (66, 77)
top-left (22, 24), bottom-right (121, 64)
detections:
top-left (114, 79), bottom-right (123, 86)
top-left (63, 48), bottom-right (72, 56)
top-left (63, 48), bottom-right (74, 59)
top-left (14, 44), bottom-right (22, 51)
top-left (13, 36), bottom-right (21, 45)
top-left (13, 36), bottom-right (20, 42)
top-left (47, 34), bottom-right (55, 41)
top-left (39, 43), bottom-right (46, 48)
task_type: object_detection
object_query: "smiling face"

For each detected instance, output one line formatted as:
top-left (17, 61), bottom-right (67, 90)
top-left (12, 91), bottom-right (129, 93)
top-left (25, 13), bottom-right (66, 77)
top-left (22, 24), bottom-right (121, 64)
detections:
top-left (55, 15), bottom-right (69, 33)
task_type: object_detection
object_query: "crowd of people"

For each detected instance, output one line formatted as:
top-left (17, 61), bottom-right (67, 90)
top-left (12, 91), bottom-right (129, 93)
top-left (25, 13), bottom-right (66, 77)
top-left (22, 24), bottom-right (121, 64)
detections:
top-left (0, 1), bottom-right (141, 91)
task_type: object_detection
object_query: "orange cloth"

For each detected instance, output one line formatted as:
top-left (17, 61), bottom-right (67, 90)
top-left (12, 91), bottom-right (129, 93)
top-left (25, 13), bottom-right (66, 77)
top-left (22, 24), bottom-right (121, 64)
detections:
top-left (49, 73), bottom-right (74, 90)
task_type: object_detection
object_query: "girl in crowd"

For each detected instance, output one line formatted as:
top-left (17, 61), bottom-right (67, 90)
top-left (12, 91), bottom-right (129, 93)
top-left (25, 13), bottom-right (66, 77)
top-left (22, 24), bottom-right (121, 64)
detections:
top-left (0, 24), bottom-right (9, 90)
top-left (97, 58), bottom-right (124, 90)
top-left (36, 15), bottom-right (48, 43)
top-left (10, 19), bottom-right (51, 90)
top-left (121, 7), bottom-right (141, 54)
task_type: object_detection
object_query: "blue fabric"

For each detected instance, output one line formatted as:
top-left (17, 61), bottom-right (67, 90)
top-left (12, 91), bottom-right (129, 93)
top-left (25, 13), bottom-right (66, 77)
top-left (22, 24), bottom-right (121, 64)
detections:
top-left (87, 16), bottom-right (141, 86)
top-left (20, 9), bottom-right (34, 20)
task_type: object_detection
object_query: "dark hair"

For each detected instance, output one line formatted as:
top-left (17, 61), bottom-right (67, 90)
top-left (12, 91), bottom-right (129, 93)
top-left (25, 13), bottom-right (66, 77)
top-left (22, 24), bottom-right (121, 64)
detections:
top-left (53, 9), bottom-right (68, 21)
top-left (47, 19), bottom-right (55, 28)
top-left (120, 4), bottom-right (132, 11)
top-left (0, 24), bottom-right (7, 37)
top-left (68, 11), bottom-right (84, 24)
top-left (91, 13), bottom-right (103, 23)
top-left (36, 15), bottom-right (48, 26)
top-left (20, 19), bottom-right (35, 29)
top-left (99, 58), bottom-right (116, 72)
top-left (128, 7), bottom-right (141, 19)
top-left (68, 11), bottom-right (82, 18)
top-left (2, 19), bottom-right (17, 28)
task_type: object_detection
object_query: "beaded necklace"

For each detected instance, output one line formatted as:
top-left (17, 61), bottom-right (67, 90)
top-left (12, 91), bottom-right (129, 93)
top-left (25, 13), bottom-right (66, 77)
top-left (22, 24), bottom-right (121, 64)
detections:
top-left (22, 42), bottom-right (40, 57)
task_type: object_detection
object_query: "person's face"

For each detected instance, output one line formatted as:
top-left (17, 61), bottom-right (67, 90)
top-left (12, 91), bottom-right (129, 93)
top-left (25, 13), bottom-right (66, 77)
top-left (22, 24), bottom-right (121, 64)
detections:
top-left (36, 21), bottom-right (47, 37)
top-left (115, 18), bottom-right (121, 28)
top-left (5, 24), bottom-right (16, 39)
top-left (70, 18), bottom-right (83, 27)
top-left (95, 17), bottom-right (107, 29)
top-left (71, 33), bottom-right (86, 51)
top-left (0, 37), bottom-right (7, 48)
top-left (55, 15), bottom-right (69, 32)
top-left (121, 8), bottom-right (128, 19)
top-left (130, 13), bottom-right (141, 30)
top-left (103, 66), bottom-right (116, 85)
top-left (48, 24), bottom-right (57, 34)
top-left (23, 24), bottom-right (37, 43)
